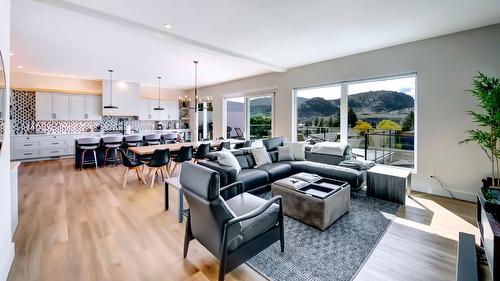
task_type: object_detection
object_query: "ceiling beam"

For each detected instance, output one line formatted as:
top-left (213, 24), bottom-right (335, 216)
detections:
top-left (33, 0), bottom-right (287, 73)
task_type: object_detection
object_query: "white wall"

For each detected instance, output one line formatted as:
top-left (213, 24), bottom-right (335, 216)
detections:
top-left (197, 24), bottom-right (500, 201)
top-left (0, 0), bottom-right (13, 279)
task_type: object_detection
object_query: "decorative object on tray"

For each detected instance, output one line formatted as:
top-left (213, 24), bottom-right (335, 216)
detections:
top-left (459, 72), bottom-right (500, 188)
top-left (291, 172), bottom-right (321, 183)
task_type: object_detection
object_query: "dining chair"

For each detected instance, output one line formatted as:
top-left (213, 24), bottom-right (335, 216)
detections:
top-left (193, 143), bottom-right (210, 163)
top-left (170, 146), bottom-right (193, 175)
top-left (144, 134), bottom-right (161, 145)
top-left (76, 137), bottom-right (101, 171)
top-left (144, 148), bottom-right (170, 188)
top-left (217, 141), bottom-right (231, 151)
top-left (119, 149), bottom-right (146, 188)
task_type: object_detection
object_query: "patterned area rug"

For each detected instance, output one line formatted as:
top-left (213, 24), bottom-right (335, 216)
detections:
top-left (247, 191), bottom-right (400, 281)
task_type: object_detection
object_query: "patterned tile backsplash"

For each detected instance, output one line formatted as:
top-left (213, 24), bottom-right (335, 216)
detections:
top-left (10, 90), bottom-right (187, 135)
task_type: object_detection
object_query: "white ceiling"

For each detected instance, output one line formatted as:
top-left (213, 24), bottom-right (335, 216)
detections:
top-left (11, 0), bottom-right (500, 89)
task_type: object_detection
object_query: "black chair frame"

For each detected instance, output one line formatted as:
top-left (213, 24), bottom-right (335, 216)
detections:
top-left (183, 182), bottom-right (284, 281)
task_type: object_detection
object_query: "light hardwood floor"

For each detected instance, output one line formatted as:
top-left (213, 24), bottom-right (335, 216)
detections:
top-left (8, 159), bottom-right (479, 281)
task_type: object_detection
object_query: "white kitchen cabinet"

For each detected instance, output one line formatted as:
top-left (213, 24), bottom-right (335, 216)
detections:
top-left (36, 92), bottom-right (54, 120)
top-left (52, 94), bottom-right (70, 120)
top-left (139, 99), bottom-right (152, 120)
top-left (70, 95), bottom-right (86, 120)
top-left (84, 95), bottom-right (102, 120)
top-left (167, 100), bottom-right (179, 120)
top-left (158, 100), bottom-right (169, 120)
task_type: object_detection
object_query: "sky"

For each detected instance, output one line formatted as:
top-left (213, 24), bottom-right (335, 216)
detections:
top-left (297, 76), bottom-right (416, 99)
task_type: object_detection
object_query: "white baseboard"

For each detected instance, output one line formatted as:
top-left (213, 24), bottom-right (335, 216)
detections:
top-left (0, 242), bottom-right (14, 281)
top-left (411, 185), bottom-right (477, 202)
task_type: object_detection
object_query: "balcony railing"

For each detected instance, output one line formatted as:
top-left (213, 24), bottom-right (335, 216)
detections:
top-left (297, 125), bottom-right (414, 168)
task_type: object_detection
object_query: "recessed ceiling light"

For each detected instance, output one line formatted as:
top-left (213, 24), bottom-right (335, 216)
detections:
top-left (163, 24), bottom-right (172, 29)
top-left (9, 52), bottom-right (14, 56)
top-left (17, 65), bottom-right (23, 69)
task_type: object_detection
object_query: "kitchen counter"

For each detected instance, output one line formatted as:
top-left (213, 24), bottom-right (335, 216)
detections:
top-left (13, 128), bottom-right (190, 137)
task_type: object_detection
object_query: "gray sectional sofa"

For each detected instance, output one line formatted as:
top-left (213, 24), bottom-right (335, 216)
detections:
top-left (198, 137), bottom-right (366, 194)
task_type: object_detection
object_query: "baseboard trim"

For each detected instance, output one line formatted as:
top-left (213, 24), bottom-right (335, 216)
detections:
top-left (411, 185), bottom-right (476, 202)
top-left (0, 242), bottom-right (14, 281)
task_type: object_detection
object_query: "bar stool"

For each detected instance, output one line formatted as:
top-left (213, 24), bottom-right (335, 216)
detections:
top-left (103, 136), bottom-right (123, 166)
top-left (76, 137), bottom-right (100, 171)
top-left (193, 143), bottom-right (210, 163)
top-left (145, 134), bottom-right (161, 145)
top-left (124, 135), bottom-right (143, 155)
top-left (161, 133), bottom-right (177, 144)
top-left (170, 146), bottom-right (193, 175)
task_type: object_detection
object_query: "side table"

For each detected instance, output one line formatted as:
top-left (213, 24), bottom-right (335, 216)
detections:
top-left (164, 177), bottom-right (188, 223)
top-left (367, 165), bottom-right (411, 204)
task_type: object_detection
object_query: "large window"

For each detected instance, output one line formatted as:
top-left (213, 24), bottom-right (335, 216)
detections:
top-left (296, 85), bottom-right (341, 142)
top-left (225, 93), bottom-right (274, 141)
top-left (295, 75), bottom-right (416, 169)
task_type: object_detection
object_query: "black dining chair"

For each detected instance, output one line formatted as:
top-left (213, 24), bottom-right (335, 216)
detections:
top-left (170, 146), bottom-right (193, 175)
top-left (233, 142), bottom-right (245, 149)
top-left (76, 137), bottom-right (101, 171)
top-left (193, 143), bottom-right (210, 163)
top-left (119, 149), bottom-right (146, 188)
top-left (144, 148), bottom-right (170, 188)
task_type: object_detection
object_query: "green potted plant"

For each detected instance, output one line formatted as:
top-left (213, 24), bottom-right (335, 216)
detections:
top-left (460, 72), bottom-right (500, 190)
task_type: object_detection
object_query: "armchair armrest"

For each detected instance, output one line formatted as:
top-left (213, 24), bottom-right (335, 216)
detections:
top-left (226, 196), bottom-right (282, 226)
top-left (220, 181), bottom-right (244, 199)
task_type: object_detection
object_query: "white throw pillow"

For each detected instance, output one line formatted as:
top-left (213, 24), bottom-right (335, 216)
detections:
top-left (251, 147), bottom-right (272, 167)
top-left (284, 141), bottom-right (306, 161)
top-left (277, 145), bottom-right (294, 161)
top-left (216, 148), bottom-right (241, 174)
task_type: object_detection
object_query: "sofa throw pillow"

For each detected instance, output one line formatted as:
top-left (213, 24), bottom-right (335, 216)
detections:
top-left (277, 145), bottom-right (294, 161)
top-left (251, 146), bottom-right (272, 167)
top-left (216, 148), bottom-right (241, 174)
top-left (284, 141), bottom-right (306, 161)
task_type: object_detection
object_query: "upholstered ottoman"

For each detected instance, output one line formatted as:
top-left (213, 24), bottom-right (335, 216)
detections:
top-left (271, 175), bottom-right (350, 231)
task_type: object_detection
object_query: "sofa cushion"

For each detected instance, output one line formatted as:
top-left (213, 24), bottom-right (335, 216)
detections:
top-left (237, 169), bottom-right (270, 191)
top-left (262, 137), bottom-right (285, 151)
top-left (277, 145), bottom-right (294, 161)
top-left (256, 163), bottom-right (293, 182)
top-left (251, 147), bottom-right (272, 167)
top-left (226, 193), bottom-right (279, 251)
top-left (215, 148), bottom-right (241, 174)
top-left (289, 161), bottom-right (366, 191)
top-left (284, 141), bottom-right (306, 161)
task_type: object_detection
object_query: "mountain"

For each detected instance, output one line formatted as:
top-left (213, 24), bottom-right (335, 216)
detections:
top-left (227, 98), bottom-right (273, 115)
top-left (298, 90), bottom-right (413, 121)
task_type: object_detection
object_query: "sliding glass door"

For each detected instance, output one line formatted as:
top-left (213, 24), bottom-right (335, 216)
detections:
top-left (247, 95), bottom-right (273, 140)
top-left (225, 92), bottom-right (274, 141)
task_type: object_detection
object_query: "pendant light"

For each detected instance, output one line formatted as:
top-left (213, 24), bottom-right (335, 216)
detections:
top-left (103, 69), bottom-right (118, 109)
top-left (153, 76), bottom-right (164, 111)
top-left (193, 61), bottom-right (199, 112)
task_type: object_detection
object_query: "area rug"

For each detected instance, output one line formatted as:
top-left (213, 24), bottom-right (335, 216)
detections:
top-left (247, 191), bottom-right (400, 281)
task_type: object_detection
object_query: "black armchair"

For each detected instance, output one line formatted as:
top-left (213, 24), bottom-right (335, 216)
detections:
top-left (180, 162), bottom-right (284, 281)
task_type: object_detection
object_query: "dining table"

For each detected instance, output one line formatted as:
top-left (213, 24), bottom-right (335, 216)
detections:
top-left (128, 139), bottom-right (245, 156)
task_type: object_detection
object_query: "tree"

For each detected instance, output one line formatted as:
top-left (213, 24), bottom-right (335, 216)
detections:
top-left (459, 72), bottom-right (500, 187)
top-left (327, 115), bottom-right (335, 128)
top-left (401, 111), bottom-right (414, 131)
top-left (313, 117), bottom-right (320, 127)
top-left (332, 111), bottom-right (340, 127)
top-left (348, 108), bottom-right (358, 128)
top-left (318, 118), bottom-right (325, 128)
top-left (249, 114), bottom-right (272, 139)
top-left (354, 120), bottom-right (373, 132)
top-left (376, 119), bottom-right (402, 131)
